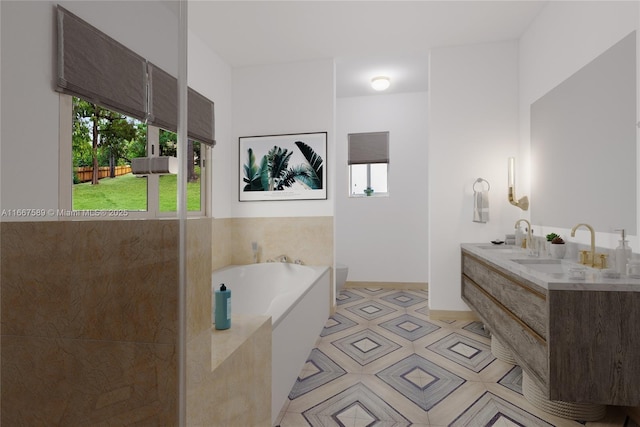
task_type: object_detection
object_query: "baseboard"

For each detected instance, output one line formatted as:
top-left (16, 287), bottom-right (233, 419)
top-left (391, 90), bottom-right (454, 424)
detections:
top-left (626, 405), bottom-right (640, 424)
top-left (429, 309), bottom-right (479, 322)
top-left (345, 281), bottom-right (427, 291)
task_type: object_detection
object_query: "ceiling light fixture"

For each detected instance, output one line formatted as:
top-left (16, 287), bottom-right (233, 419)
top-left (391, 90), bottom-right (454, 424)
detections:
top-left (371, 76), bottom-right (390, 91)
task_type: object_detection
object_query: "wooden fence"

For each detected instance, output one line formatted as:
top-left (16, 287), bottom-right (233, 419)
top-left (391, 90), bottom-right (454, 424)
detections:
top-left (74, 165), bottom-right (132, 183)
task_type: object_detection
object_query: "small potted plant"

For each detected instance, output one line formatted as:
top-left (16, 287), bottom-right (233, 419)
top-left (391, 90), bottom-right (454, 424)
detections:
top-left (545, 232), bottom-right (559, 254)
top-left (364, 187), bottom-right (374, 196)
top-left (548, 234), bottom-right (566, 259)
top-left (546, 232), bottom-right (560, 242)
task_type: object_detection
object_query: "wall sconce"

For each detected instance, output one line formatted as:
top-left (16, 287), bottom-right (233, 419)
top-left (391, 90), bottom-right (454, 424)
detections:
top-left (371, 76), bottom-right (390, 91)
top-left (508, 157), bottom-right (529, 211)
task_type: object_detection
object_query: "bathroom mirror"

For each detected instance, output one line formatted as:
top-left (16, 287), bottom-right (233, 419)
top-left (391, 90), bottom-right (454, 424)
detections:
top-left (531, 31), bottom-right (637, 234)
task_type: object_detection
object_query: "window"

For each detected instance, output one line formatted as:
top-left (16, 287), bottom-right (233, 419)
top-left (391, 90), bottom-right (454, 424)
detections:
top-left (56, 6), bottom-right (212, 219)
top-left (64, 95), bottom-right (206, 217)
top-left (348, 131), bottom-right (389, 197)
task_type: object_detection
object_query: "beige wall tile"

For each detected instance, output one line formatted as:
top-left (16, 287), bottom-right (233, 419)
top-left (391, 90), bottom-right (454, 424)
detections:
top-left (187, 218), bottom-right (213, 338)
top-left (1, 335), bottom-right (176, 426)
top-left (1, 214), bottom-right (328, 426)
top-left (229, 216), bottom-right (333, 267)
top-left (187, 318), bottom-right (271, 426)
top-left (1, 221), bottom-right (179, 344)
top-left (212, 218), bottom-right (233, 270)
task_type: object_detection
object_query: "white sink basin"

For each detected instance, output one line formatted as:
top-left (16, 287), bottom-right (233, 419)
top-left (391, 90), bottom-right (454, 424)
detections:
top-left (511, 258), bottom-right (565, 274)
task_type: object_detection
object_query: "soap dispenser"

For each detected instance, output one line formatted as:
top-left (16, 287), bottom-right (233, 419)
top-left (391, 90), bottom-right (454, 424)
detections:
top-left (214, 283), bottom-right (231, 330)
top-left (615, 229), bottom-right (632, 276)
top-left (515, 226), bottom-right (524, 247)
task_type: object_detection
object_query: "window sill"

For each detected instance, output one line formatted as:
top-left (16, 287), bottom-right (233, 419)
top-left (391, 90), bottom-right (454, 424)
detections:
top-left (349, 193), bottom-right (389, 199)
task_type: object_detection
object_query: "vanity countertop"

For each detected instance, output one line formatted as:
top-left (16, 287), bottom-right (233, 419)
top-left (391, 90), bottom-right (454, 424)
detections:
top-left (461, 243), bottom-right (640, 292)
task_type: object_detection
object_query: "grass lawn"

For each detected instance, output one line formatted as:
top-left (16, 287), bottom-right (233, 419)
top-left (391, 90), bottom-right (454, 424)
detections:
top-left (73, 172), bottom-right (201, 211)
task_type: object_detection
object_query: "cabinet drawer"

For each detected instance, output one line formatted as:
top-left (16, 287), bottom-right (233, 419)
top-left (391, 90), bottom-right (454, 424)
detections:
top-left (462, 276), bottom-right (549, 389)
top-left (463, 254), bottom-right (547, 339)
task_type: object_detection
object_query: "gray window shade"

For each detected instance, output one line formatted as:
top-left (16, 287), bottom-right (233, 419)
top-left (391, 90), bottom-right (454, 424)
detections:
top-left (147, 65), bottom-right (215, 146)
top-left (147, 62), bottom-right (177, 132)
top-left (56, 6), bottom-right (147, 121)
top-left (188, 88), bottom-right (215, 146)
top-left (348, 132), bottom-right (389, 164)
top-left (56, 6), bottom-right (216, 147)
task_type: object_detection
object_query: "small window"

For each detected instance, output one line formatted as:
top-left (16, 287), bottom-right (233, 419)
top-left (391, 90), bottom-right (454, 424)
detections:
top-left (348, 131), bottom-right (389, 197)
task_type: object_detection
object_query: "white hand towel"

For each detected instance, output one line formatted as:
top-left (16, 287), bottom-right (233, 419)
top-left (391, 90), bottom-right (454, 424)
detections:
top-left (473, 189), bottom-right (489, 223)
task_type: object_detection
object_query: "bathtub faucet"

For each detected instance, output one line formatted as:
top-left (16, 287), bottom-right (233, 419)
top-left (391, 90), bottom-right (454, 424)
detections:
top-left (274, 254), bottom-right (289, 263)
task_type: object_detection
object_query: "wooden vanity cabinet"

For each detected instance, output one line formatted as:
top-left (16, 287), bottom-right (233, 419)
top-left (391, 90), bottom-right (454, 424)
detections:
top-left (461, 248), bottom-right (640, 406)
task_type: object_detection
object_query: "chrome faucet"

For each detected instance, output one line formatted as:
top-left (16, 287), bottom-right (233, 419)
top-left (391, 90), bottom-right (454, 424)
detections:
top-left (515, 219), bottom-right (535, 255)
top-left (274, 254), bottom-right (289, 263)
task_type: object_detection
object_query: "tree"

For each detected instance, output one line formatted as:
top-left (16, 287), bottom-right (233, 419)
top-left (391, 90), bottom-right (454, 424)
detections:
top-left (100, 112), bottom-right (136, 177)
top-left (73, 97), bottom-right (140, 184)
top-left (73, 97), bottom-right (199, 184)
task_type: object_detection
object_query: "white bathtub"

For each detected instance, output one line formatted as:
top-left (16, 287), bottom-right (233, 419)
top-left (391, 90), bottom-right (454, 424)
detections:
top-left (211, 262), bottom-right (330, 423)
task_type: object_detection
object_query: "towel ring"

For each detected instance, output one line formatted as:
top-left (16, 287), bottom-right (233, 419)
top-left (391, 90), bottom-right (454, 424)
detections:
top-left (473, 178), bottom-right (490, 192)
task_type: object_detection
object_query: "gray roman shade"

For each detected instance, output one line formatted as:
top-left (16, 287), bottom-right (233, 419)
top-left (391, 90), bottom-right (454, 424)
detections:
top-left (57, 6), bottom-right (216, 146)
top-left (188, 88), bottom-right (215, 146)
top-left (348, 131), bottom-right (389, 164)
top-left (147, 62), bottom-right (177, 133)
top-left (148, 64), bottom-right (216, 146)
top-left (56, 6), bottom-right (147, 121)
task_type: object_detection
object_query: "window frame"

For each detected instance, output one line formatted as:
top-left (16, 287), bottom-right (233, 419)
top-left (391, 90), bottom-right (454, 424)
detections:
top-left (59, 94), bottom-right (208, 219)
top-left (348, 162), bottom-right (390, 198)
top-left (347, 131), bottom-right (390, 198)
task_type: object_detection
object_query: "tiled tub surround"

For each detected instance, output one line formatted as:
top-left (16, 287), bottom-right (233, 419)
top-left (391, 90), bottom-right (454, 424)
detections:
top-left (212, 262), bottom-right (331, 424)
top-left (187, 314), bottom-right (272, 426)
top-left (214, 216), bottom-right (334, 268)
top-left (1, 218), bottom-right (259, 425)
top-left (461, 243), bottom-right (640, 418)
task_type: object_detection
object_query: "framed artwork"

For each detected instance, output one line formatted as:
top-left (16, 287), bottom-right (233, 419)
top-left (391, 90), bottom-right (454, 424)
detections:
top-left (239, 132), bottom-right (327, 201)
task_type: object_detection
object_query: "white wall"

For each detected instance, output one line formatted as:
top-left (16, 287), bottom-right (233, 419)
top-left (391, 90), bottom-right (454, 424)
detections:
top-left (335, 92), bottom-right (428, 283)
top-left (230, 59), bottom-right (335, 218)
top-left (428, 40), bottom-right (520, 311)
top-left (1, 1), bottom-right (63, 215)
top-left (519, 1), bottom-right (640, 249)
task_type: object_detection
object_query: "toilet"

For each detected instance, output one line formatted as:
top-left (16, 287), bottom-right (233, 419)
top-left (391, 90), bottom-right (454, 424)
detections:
top-left (335, 263), bottom-right (349, 294)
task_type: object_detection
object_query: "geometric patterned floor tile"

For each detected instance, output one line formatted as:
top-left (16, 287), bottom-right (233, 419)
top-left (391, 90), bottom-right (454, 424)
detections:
top-left (336, 290), bottom-right (364, 305)
top-left (376, 354), bottom-right (465, 411)
top-left (345, 300), bottom-right (397, 321)
top-left (302, 382), bottom-right (411, 426)
top-left (462, 321), bottom-right (491, 338)
top-left (332, 329), bottom-right (401, 365)
top-left (288, 349), bottom-right (347, 399)
top-left (426, 332), bottom-right (495, 373)
top-left (449, 391), bottom-right (554, 426)
top-left (498, 366), bottom-right (523, 395)
top-left (355, 287), bottom-right (387, 295)
top-left (320, 313), bottom-right (358, 337)
top-left (378, 314), bottom-right (440, 341)
top-left (381, 291), bottom-right (427, 308)
top-left (281, 289), bottom-right (633, 427)
top-left (415, 306), bottom-right (430, 317)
